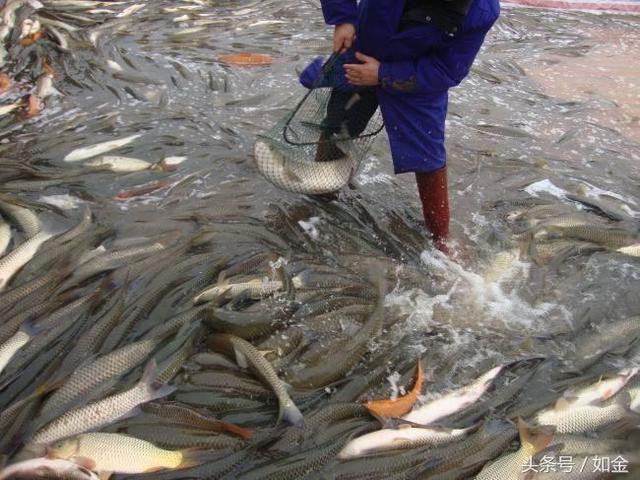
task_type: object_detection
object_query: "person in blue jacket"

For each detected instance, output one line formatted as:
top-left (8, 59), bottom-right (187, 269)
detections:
top-left (308, 0), bottom-right (500, 256)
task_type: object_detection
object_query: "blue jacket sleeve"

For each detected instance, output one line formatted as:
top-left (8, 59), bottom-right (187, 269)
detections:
top-left (378, 29), bottom-right (489, 96)
top-left (321, 0), bottom-right (358, 26)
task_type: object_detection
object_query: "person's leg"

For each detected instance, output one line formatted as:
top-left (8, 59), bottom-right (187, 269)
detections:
top-left (415, 166), bottom-right (450, 253)
top-left (376, 90), bottom-right (451, 253)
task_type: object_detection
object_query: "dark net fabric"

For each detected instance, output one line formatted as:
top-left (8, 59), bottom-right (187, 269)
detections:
top-left (254, 63), bottom-right (384, 194)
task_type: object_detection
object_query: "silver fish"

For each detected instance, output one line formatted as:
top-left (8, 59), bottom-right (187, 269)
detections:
top-left (0, 321), bottom-right (36, 375)
top-left (403, 365), bottom-right (504, 425)
top-left (30, 361), bottom-right (174, 445)
top-left (0, 230), bottom-right (53, 291)
top-left (63, 134), bottom-right (143, 162)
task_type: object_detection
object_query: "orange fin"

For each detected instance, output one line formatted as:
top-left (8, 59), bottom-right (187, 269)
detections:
top-left (517, 417), bottom-right (555, 454)
top-left (366, 358), bottom-right (424, 418)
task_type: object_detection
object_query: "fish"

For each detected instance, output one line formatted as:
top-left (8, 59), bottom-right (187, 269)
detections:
top-left (541, 224), bottom-right (637, 249)
top-left (560, 369), bottom-right (639, 408)
top-left (366, 359), bottom-right (424, 419)
top-left (0, 458), bottom-right (99, 480)
top-left (46, 432), bottom-right (205, 475)
top-left (284, 277), bottom-right (386, 389)
top-left (115, 449), bottom-right (249, 480)
top-left (193, 278), bottom-right (284, 304)
top-left (271, 402), bottom-right (368, 452)
top-left (0, 197), bottom-right (42, 237)
top-left (0, 230), bottom-right (53, 291)
top-left (0, 220), bottom-right (9, 256)
top-left (84, 155), bottom-right (175, 173)
top-left (69, 241), bottom-right (166, 283)
top-left (544, 433), bottom-right (632, 456)
top-left (63, 134), bottom-right (143, 162)
top-left (122, 425), bottom-right (246, 451)
top-left (30, 360), bottom-right (174, 445)
top-left (337, 423), bottom-right (475, 459)
top-left (475, 419), bottom-right (554, 480)
top-left (617, 243), bottom-right (640, 257)
top-left (35, 73), bottom-right (55, 99)
top-left (117, 3), bottom-right (146, 17)
top-left (142, 401), bottom-right (255, 439)
top-left (535, 393), bottom-right (635, 434)
top-left (402, 365), bottom-right (504, 425)
top-left (569, 316), bottom-right (640, 370)
top-left (0, 321), bottom-right (37, 376)
top-left (254, 140), bottom-right (356, 194)
top-left (37, 336), bottom-right (164, 425)
top-left (113, 180), bottom-right (172, 201)
top-left (207, 333), bottom-right (304, 427)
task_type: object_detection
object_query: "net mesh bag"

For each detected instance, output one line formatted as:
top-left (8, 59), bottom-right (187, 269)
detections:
top-left (254, 53), bottom-right (384, 195)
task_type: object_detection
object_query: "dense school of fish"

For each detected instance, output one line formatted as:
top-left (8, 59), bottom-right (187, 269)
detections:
top-left (0, 0), bottom-right (639, 479)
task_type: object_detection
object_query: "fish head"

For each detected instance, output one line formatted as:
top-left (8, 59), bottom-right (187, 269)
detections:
top-left (46, 437), bottom-right (79, 460)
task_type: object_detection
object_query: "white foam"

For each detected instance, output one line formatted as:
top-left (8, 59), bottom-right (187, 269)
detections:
top-left (298, 216), bottom-right (321, 240)
top-left (414, 249), bottom-right (570, 329)
top-left (387, 371), bottom-right (403, 400)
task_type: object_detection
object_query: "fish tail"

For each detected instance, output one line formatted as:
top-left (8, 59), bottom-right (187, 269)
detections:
top-left (178, 448), bottom-right (211, 469)
top-left (220, 421), bottom-right (255, 440)
top-left (517, 418), bottom-right (554, 454)
top-left (280, 401), bottom-right (304, 428)
top-left (139, 359), bottom-right (176, 399)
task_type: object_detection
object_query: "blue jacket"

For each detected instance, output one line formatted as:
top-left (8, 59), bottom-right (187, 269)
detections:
top-left (320, 0), bottom-right (499, 173)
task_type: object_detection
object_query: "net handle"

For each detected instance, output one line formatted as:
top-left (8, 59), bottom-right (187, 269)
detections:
top-left (282, 53), bottom-right (384, 147)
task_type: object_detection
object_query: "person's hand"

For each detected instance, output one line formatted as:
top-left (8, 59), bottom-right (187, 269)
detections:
top-left (344, 52), bottom-right (380, 87)
top-left (333, 23), bottom-right (356, 53)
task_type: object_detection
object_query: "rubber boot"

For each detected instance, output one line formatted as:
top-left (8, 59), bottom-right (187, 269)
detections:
top-left (416, 166), bottom-right (450, 255)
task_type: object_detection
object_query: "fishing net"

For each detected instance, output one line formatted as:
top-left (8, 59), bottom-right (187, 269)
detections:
top-left (254, 53), bottom-right (384, 195)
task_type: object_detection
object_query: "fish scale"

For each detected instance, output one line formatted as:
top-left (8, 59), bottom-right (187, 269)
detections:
top-left (46, 432), bottom-right (190, 475)
top-left (124, 425), bottom-right (245, 451)
top-left (535, 398), bottom-right (631, 434)
top-left (38, 335), bottom-right (167, 424)
top-left (208, 334), bottom-right (304, 427)
top-left (30, 361), bottom-right (173, 445)
top-left (0, 198), bottom-right (41, 238)
top-left (0, 230), bottom-right (53, 291)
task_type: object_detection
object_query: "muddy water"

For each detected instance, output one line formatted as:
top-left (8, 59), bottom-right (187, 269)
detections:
top-left (1, 0), bottom-right (640, 478)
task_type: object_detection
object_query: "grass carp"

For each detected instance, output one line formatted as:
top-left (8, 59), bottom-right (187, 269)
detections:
top-left (208, 334), bottom-right (304, 427)
top-left (254, 140), bottom-right (356, 195)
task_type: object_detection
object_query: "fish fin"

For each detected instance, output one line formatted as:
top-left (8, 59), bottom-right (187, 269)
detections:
top-left (140, 359), bottom-right (159, 388)
top-left (220, 421), bottom-right (256, 439)
top-left (233, 347), bottom-right (249, 369)
top-left (178, 448), bottom-right (212, 469)
top-left (281, 402), bottom-right (304, 428)
top-left (554, 397), bottom-right (572, 411)
top-left (140, 359), bottom-right (177, 399)
top-left (614, 391), bottom-right (638, 414)
top-left (517, 418), bottom-right (554, 454)
top-left (284, 164), bottom-right (302, 183)
top-left (71, 456), bottom-right (97, 470)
